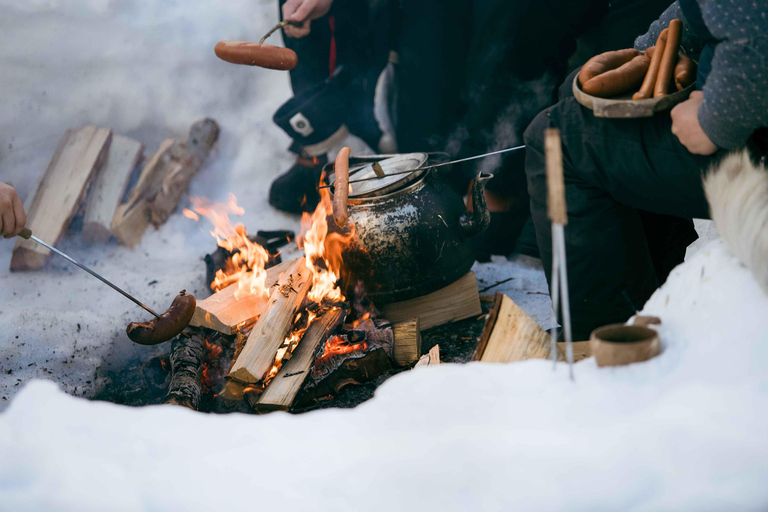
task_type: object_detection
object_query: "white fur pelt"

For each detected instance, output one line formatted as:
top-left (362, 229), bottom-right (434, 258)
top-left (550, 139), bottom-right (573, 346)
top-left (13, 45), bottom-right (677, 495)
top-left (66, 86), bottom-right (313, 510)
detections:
top-left (704, 150), bottom-right (768, 294)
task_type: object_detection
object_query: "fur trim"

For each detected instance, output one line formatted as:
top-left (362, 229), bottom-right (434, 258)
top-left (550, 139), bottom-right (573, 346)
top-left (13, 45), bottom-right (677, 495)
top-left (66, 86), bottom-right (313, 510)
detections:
top-left (704, 150), bottom-right (768, 294)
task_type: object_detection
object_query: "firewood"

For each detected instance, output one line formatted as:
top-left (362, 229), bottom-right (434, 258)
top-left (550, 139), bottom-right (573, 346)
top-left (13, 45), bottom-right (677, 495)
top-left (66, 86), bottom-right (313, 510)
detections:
top-left (473, 293), bottom-right (591, 363)
top-left (190, 259), bottom-right (295, 334)
top-left (82, 135), bottom-right (143, 243)
top-left (11, 126), bottom-right (112, 271)
top-left (164, 328), bottom-right (207, 410)
top-left (255, 307), bottom-right (347, 411)
top-left (112, 118), bottom-right (219, 247)
top-left (415, 344), bottom-right (440, 367)
top-left (380, 272), bottom-right (482, 330)
top-left (111, 138), bottom-right (174, 247)
top-left (392, 318), bottom-right (421, 366)
top-left (227, 258), bottom-right (311, 384)
top-left (300, 320), bottom-right (395, 401)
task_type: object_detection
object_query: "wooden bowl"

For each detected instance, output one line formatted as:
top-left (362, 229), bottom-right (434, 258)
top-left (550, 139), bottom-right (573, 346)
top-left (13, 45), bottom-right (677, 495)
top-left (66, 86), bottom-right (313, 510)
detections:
top-left (590, 316), bottom-right (661, 367)
top-left (572, 74), bottom-right (695, 118)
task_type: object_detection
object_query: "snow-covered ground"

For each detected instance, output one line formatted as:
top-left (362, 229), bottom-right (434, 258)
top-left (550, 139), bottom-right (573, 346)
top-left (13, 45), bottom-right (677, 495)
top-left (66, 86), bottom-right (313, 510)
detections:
top-left (2, 2), bottom-right (766, 510)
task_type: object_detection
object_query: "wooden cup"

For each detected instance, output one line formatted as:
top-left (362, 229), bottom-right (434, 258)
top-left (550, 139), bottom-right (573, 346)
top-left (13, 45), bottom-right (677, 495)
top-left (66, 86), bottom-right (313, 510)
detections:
top-left (590, 316), bottom-right (661, 367)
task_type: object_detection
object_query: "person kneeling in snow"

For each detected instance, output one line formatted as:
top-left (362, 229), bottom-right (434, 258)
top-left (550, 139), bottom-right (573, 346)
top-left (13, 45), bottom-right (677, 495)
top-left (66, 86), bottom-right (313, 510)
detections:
top-left (0, 183), bottom-right (26, 239)
top-left (523, 0), bottom-right (768, 340)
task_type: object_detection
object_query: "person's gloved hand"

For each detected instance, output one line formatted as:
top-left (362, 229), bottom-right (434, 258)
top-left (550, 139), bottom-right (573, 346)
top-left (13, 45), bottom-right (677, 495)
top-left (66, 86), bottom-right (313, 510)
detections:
top-left (282, 0), bottom-right (334, 38)
top-left (0, 183), bottom-right (26, 239)
top-left (671, 91), bottom-right (718, 155)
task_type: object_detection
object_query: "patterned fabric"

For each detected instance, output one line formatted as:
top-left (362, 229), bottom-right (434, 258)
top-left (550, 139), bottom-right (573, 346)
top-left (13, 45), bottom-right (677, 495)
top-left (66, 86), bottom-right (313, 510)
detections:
top-left (635, 0), bottom-right (768, 150)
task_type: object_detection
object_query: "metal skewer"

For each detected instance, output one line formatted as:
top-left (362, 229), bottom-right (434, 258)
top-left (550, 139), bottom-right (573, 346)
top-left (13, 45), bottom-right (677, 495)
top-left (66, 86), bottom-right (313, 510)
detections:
top-left (317, 145), bottom-right (526, 189)
top-left (544, 129), bottom-right (574, 379)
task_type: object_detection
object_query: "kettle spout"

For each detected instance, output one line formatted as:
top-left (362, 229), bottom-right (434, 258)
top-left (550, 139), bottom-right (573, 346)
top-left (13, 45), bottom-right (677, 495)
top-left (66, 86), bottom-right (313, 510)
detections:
top-left (459, 172), bottom-right (492, 238)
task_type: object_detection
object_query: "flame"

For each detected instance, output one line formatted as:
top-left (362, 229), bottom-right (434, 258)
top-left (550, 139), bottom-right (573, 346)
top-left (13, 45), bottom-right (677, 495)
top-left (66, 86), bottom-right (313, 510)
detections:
top-left (299, 187), bottom-right (354, 303)
top-left (264, 310), bottom-right (318, 385)
top-left (185, 193), bottom-right (270, 298)
top-left (315, 334), bottom-right (367, 367)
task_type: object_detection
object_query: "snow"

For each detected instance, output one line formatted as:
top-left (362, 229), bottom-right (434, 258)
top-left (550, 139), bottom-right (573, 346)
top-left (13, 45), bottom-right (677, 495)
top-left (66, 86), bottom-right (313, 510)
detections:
top-left (1, 239), bottom-right (768, 511)
top-left (2, 2), bottom-right (767, 509)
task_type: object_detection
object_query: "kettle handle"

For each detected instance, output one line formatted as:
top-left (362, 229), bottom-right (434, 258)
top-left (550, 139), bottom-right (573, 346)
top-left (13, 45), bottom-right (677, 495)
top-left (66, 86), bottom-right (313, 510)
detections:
top-left (332, 147), bottom-right (351, 227)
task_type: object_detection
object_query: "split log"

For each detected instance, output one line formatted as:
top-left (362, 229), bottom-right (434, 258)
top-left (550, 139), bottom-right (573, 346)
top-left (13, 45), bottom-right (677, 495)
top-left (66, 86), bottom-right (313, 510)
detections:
top-left (12, 126), bottom-right (112, 271)
top-left (415, 344), bottom-right (441, 367)
top-left (392, 318), bottom-right (421, 367)
top-left (227, 258), bottom-right (311, 384)
top-left (473, 292), bottom-right (591, 363)
top-left (190, 258), bottom-right (295, 334)
top-left (300, 320), bottom-right (395, 401)
top-left (164, 328), bottom-right (206, 410)
top-left (380, 272), bottom-right (482, 331)
top-left (112, 118), bottom-right (219, 246)
top-left (82, 135), bottom-right (143, 243)
top-left (255, 307), bottom-right (347, 411)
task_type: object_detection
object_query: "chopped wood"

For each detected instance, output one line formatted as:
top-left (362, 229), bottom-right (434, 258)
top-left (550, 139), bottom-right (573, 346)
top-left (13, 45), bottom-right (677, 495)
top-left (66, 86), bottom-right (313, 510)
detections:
top-left (227, 258), bottom-right (311, 384)
top-left (380, 272), bottom-right (482, 331)
top-left (474, 293), bottom-right (592, 363)
top-left (300, 320), bottom-right (395, 401)
top-left (11, 126), bottom-right (112, 271)
top-left (112, 118), bottom-right (219, 247)
top-left (82, 135), bottom-right (143, 243)
top-left (112, 138), bottom-right (174, 247)
top-left (164, 328), bottom-right (206, 410)
top-left (392, 318), bottom-right (421, 366)
top-left (148, 118), bottom-right (219, 226)
top-left (255, 307), bottom-right (347, 411)
top-left (415, 344), bottom-right (440, 367)
top-left (190, 258), bottom-right (295, 334)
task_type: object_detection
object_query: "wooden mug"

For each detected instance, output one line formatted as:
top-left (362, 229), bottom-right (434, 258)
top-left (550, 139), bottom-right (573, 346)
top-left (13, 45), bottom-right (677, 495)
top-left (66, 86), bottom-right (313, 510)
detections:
top-left (590, 316), bottom-right (661, 367)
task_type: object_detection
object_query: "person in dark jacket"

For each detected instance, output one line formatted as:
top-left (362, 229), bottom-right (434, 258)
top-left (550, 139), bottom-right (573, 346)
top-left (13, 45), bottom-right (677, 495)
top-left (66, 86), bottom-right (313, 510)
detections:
top-left (523, 0), bottom-right (768, 340)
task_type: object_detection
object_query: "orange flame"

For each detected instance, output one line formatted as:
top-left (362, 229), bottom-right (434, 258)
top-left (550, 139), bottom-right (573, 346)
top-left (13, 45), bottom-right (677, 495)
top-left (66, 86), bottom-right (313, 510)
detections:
top-left (185, 193), bottom-right (270, 298)
top-left (315, 334), bottom-right (367, 367)
top-left (264, 310), bottom-right (318, 385)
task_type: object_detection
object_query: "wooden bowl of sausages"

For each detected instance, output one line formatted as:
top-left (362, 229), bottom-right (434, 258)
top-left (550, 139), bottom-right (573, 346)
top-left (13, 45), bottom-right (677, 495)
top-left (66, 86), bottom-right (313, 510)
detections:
top-left (573, 19), bottom-right (697, 118)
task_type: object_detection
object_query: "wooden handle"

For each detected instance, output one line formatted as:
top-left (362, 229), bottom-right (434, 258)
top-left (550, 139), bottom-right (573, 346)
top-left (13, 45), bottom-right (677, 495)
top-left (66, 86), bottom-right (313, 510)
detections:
top-left (19, 227), bottom-right (32, 239)
top-left (654, 19), bottom-right (682, 98)
top-left (332, 147), bottom-right (351, 227)
top-left (545, 129), bottom-right (567, 225)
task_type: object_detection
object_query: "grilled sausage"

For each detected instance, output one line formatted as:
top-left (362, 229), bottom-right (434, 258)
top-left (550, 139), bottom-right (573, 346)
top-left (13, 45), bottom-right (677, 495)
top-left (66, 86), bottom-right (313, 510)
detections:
top-left (127, 290), bottom-right (196, 345)
top-left (633, 30), bottom-right (668, 100)
top-left (581, 54), bottom-right (651, 98)
top-left (579, 49), bottom-right (641, 87)
top-left (214, 41), bottom-right (298, 71)
top-left (654, 19), bottom-right (683, 98)
top-left (675, 52), bottom-right (697, 91)
top-left (332, 147), bottom-right (351, 228)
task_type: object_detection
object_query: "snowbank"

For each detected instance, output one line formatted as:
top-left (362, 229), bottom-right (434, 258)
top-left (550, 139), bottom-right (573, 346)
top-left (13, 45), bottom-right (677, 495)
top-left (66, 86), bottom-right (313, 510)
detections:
top-left (1, 239), bottom-right (767, 511)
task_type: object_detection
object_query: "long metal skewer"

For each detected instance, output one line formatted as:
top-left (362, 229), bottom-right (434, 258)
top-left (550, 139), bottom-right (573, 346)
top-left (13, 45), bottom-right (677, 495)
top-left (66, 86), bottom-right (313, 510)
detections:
top-left (317, 145), bottom-right (526, 189)
top-left (19, 227), bottom-right (161, 319)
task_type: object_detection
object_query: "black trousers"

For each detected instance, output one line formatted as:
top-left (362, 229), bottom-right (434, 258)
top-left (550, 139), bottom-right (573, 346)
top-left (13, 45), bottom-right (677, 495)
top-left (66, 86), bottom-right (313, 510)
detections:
top-left (524, 70), bottom-right (715, 340)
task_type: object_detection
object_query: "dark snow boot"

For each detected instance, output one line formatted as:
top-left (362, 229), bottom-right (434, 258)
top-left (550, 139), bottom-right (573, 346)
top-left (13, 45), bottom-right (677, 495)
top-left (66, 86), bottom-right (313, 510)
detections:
top-left (269, 154), bottom-right (328, 214)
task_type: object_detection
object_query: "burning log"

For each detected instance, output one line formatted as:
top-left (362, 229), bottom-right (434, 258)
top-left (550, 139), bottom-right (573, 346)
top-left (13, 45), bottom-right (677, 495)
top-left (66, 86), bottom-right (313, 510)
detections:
top-left (191, 259), bottom-right (295, 334)
top-left (204, 229), bottom-right (293, 286)
top-left (254, 306), bottom-right (347, 411)
top-left (300, 320), bottom-right (395, 401)
top-left (227, 258), bottom-right (311, 384)
top-left (380, 272), bottom-right (482, 331)
top-left (164, 328), bottom-right (206, 410)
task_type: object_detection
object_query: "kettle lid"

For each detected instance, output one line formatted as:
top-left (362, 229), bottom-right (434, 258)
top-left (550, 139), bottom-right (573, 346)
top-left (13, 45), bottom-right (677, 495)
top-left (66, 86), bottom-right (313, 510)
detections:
top-left (329, 153), bottom-right (429, 198)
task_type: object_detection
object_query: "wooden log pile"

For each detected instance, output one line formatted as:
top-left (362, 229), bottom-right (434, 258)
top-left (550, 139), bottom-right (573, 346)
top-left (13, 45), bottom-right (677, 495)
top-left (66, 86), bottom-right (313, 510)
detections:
top-left (10, 119), bottom-right (219, 271)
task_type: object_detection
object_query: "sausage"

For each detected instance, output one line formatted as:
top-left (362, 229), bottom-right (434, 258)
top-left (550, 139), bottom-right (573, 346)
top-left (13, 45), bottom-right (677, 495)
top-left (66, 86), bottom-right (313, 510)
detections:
top-left (581, 54), bottom-right (651, 98)
top-left (633, 30), bottom-right (668, 100)
top-left (674, 52), bottom-right (697, 91)
top-left (332, 147), bottom-right (351, 228)
top-left (126, 290), bottom-right (196, 345)
top-left (578, 49), bottom-right (641, 87)
top-left (214, 41), bottom-right (298, 71)
top-left (654, 19), bottom-right (683, 98)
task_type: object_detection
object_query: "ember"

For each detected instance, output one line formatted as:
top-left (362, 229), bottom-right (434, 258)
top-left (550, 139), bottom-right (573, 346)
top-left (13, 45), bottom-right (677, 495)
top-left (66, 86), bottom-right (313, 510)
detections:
top-left (315, 334), bottom-right (367, 367)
